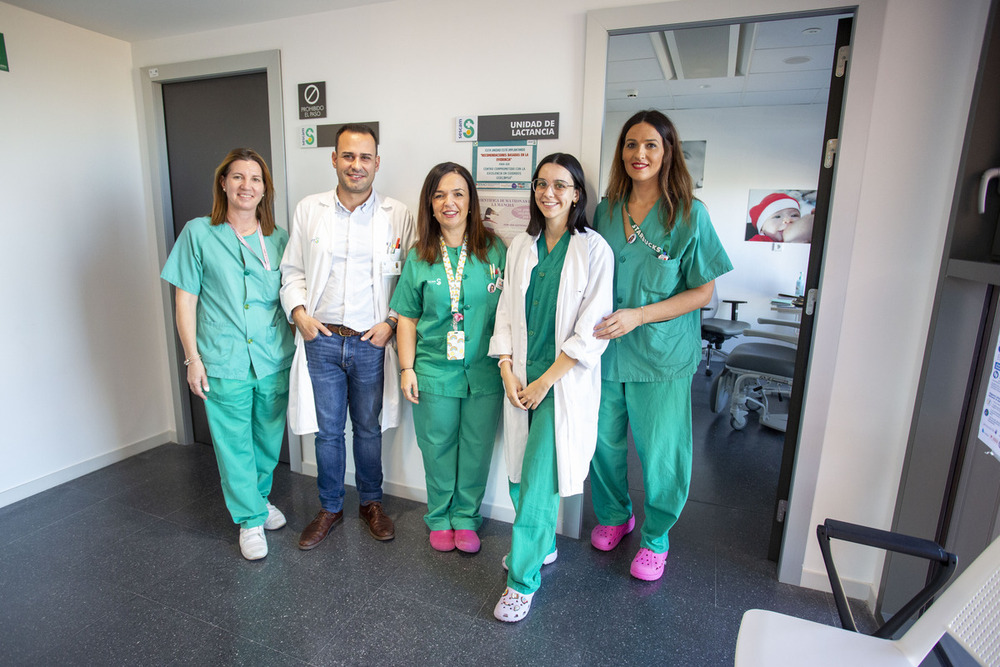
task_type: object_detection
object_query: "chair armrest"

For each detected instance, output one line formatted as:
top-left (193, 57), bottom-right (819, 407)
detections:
top-left (816, 519), bottom-right (956, 639)
top-left (757, 317), bottom-right (801, 330)
top-left (722, 299), bottom-right (747, 320)
top-left (744, 329), bottom-right (798, 345)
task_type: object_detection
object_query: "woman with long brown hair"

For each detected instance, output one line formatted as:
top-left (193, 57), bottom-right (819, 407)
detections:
top-left (590, 110), bottom-right (733, 581)
top-left (161, 148), bottom-right (294, 561)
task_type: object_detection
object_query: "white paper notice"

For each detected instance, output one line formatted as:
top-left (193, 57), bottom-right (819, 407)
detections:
top-left (976, 342), bottom-right (1000, 459)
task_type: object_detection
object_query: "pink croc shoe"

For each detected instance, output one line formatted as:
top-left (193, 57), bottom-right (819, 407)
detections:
top-left (630, 547), bottom-right (668, 581)
top-left (454, 529), bottom-right (481, 553)
top-left (590, 515), bottom-right (635, 551)
top-left (429, 529), bottom-right (455, 552)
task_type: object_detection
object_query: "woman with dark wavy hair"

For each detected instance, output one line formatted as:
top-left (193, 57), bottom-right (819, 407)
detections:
top-left (590, 110), bottom-right (733, 581)
top-left (390, 162), bottom-right (506, 555)
top-left (161, 147), bottom-right (294, 561)
top-left (489, 153), bottom-right (614, 622)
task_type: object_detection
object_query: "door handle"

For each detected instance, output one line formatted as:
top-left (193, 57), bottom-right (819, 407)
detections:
top-left (980, 167), bottom-right (1000, 214)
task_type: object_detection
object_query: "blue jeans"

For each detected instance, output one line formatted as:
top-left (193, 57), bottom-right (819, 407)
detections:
top-left (304, 333), bottom-right (385, 512)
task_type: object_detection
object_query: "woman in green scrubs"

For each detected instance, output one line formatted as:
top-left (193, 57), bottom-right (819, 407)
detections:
top-left (590, 110), bottom-right (733, 581)
top-left (391, 162), bottom-right (506, 554)
top-left (490, 154), bottom-right (614, 622)
top-left (161, 148), bottom-right (294, 561)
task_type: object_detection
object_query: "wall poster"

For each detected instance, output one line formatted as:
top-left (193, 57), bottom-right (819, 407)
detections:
top-left (473, 140), bottom-right (536, 244)
top-left (745, 189), bottom-right (817, 243)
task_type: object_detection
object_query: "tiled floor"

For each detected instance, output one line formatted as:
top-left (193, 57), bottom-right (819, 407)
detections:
top-left (0, 362), bottom-right (874, 665)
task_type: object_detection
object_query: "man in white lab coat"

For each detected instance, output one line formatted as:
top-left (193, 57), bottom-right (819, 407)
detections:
top-left (280, 124), bottom-right (415, 550)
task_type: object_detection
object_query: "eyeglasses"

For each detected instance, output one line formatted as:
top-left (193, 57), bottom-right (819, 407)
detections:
top-left (531, 179), bottom-right (575, 193)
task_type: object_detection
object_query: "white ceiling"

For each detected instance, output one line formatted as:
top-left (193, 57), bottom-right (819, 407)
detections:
top-left (3, 0), bottom-right (394, 42)
top-left (6, 2), bottom-right (850, 111)
top-left (606, 14), bottom-right (851, 112)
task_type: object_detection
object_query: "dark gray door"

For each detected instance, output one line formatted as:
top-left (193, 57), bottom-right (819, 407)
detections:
top-left (161, 72), bottom-right (287, 461)
top-left (768, 16), bottom-right (854, 560)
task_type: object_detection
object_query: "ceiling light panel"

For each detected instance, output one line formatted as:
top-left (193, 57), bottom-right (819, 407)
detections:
top-left (667, 25), bottom-right (732, 79)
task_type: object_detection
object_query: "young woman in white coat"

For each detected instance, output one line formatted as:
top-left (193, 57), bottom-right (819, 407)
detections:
top-left (489, 153), bottom-right (614, 622)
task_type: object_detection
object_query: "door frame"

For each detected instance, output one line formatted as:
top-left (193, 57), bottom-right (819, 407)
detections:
top-left (581, 0), bottom-right (888, 586)
top-left (140, 50), bottom-right (303, 472)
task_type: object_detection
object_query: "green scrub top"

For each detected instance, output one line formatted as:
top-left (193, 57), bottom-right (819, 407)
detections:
top-left (524, 232), bottom-right (570, 384)
top-left (161, 217), bottom-right (295, 380)
top-left (390, 240), bottom-right (507, 398)
top-left (595, 199), bottom-right (733, 382)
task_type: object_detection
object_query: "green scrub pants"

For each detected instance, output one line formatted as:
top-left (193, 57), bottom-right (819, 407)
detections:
top-left (411, 391), bottom-right (502, 531)
top-left (203, 368), bottom-right (290, 529)
top-left (590, 376), bottom-right (693, 554)
top-left (506, 393), bottom-right (560, 595)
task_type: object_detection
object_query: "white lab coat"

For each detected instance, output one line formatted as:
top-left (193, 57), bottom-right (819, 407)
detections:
top-left (280, 189), bottom-right (416, 435)
top-left (488, 228), bottom-right (614, 496)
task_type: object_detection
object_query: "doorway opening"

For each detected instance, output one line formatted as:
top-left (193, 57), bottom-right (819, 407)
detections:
top-left (583, 9), bottom-right (854, 570)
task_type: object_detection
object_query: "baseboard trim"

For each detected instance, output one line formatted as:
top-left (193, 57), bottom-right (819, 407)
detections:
top-left (800, 566), bottom-right (878, 610)
top-left (0, 432), bottom-right (172, 509)
top-left (294, 467), bottom-right (518, 526)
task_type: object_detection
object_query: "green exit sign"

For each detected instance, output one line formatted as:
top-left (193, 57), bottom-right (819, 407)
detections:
top-left (0, 34), bottom-right (8, 73)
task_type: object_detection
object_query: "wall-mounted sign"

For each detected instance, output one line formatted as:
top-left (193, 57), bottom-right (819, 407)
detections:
top-left (299, 126), bottom-right (317, 148)
top-left (477, 113), bottom-right (558, 141)
top-left (978, 342), bottom-right (1000, 460)
top-left (456, 116), bottom-right (477, 142)
top-left (0, 34), bottom-right (9, 73)
top-left (481, 191), bottom-right (531, 247)
top-left (472, 141), bottom-right (536, 190)
top-left (298, 82), bottom-right (326, 120)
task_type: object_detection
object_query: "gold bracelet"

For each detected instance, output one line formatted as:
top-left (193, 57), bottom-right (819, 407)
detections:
top-left (184, 354), bottom-right (201, 366)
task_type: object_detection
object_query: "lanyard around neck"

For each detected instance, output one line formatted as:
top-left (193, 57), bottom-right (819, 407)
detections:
top-left (227, 221), bottom-right (270, 271)
top-left (439, 236), bottom-right (468, 330)
top-left (624, 203), bottom-right (664, 256)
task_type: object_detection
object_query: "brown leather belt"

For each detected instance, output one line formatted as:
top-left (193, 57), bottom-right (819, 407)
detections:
top-left (322, 324), bottom-right (364, 337)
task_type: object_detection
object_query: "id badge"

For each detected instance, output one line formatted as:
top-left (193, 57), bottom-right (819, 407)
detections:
top-left (381, 254), bottom-right (402, 276)
top-left (446, 330), bottom-right (465, 360)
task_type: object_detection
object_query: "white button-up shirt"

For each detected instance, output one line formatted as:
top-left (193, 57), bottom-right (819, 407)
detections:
top-left (313, 190), bottom-right (377, 329)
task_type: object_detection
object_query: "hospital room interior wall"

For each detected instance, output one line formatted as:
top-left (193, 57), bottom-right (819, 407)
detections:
top-left (122, 0), bottom-right (991, 595)
top-left (602, 105), bottom-right (825, 342)
top-left (0, 3), bottom-right (173, 507)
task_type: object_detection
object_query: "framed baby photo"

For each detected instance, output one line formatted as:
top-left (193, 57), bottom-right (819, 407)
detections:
top-left (745, 189), bottom-right (817, 243)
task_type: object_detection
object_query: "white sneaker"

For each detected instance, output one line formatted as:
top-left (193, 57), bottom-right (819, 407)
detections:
top-left (493, 587), bottom-right (534, 622)
top-left (502, 548), bottom-right (558, 571)
top-left (264, 502), bottom-right (286, 530)
top-left (239, 525), bottom-right (267, 560)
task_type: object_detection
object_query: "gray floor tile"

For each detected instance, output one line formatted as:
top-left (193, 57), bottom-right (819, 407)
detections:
top-left (0, 483), bottom-right (104, 547)
top-left (309, 588), bottom-right (474, 667)
top-left (0, 378), bottom-right (882, 667)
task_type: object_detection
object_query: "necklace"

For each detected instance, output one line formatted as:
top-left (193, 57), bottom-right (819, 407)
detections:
top-left (624, 203), bottom-right (666, 257)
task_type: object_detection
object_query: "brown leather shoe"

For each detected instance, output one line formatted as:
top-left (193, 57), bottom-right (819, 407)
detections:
top-left (359, 502), bottom-right (395, 541)
top-left (298, 509), bottom-right (343, 550)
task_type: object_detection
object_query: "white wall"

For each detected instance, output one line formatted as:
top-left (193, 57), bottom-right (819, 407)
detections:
top-left (0, 3), bottom-right (173, 506)
top-left (603, 105), bottom-right (824, 336)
